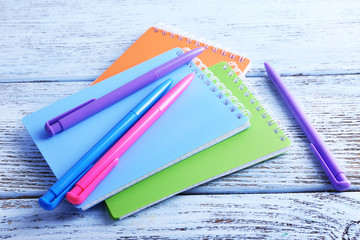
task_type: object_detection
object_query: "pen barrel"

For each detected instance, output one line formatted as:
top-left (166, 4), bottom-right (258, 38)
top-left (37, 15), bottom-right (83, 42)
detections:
top-left (47, 48), bottom-right (203, 135)
top-left (269, 68), bottom-right (346, 178)
top-left (108, 108), bottom-right (163, 160)
top-left (57, 71), bottom-right (159, 131)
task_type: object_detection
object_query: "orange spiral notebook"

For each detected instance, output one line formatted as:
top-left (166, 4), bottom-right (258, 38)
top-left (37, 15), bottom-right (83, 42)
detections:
top-left (92, 24), bottom-right (251, 85)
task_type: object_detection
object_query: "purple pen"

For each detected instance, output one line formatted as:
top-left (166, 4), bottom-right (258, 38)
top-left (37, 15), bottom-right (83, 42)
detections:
top-left (264, 62), bottom-right (351, 191)
top-left (45, 47), bottom-right (205, 136)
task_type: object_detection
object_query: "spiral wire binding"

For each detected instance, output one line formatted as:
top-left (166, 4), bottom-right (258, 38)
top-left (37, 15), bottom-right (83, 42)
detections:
top-left (176, 50), bottom-right (251, 120)
top-left (223, 62), bottom-right (289, 141)
top-left (154, 23), bottom-right (247, 62)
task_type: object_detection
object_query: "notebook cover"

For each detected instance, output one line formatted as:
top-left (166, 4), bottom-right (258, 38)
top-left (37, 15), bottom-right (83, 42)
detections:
top-left (92, 25), bottom-right (251, 85)
top-left (22, 49), bottom-right (250, 210)
top-left (105, 61), bottom-right (291, 219)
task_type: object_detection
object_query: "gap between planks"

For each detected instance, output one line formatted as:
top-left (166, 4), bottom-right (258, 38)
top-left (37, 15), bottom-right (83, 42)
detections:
top-left (2, 189), bottom-right (360, 201)
top-left (1, 71), bottom-right (360, 83)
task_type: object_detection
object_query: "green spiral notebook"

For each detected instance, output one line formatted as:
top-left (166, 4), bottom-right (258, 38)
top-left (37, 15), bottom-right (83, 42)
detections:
top-left (105, 61), bottom-right (291, 219)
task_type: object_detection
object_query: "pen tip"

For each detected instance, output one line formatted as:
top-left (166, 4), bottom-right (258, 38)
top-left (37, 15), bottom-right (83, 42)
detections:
top-left (161, 79), bottom-right (173, 91)
top-left (264, 62), bottom-right (270, 71)
top-left (165, 78), bottom-right (173, 84)
top-left (186, 72), bottom-right (195, 80)
top-left (191, 47), bottom-right (205, 54)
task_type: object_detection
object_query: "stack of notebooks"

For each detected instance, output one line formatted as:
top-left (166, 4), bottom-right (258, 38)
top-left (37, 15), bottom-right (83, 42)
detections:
top-left (23, 24), bottom-right (291, 219)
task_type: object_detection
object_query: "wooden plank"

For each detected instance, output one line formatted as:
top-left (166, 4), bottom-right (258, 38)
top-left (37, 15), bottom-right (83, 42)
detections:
top-left (1, 0), bottom-right (359, 237)
top-left (1, 192), bottom-right (360, 239)
top-left (1, 74), bottom-right (359, 197)
top-left (0, 0), bottom-right (360, 81)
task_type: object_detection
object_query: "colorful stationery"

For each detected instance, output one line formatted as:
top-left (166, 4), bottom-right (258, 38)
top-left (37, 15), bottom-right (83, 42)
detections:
top-left (92, 24), bottom-right (251, 85)
top-left (38, 78), bottom-right (173, 211)
top-left (67, 74), bottom-right (193, 205)
top-left (105, 61), bottom-right (291, 219)
top-left (45, 47), bottom-right (204, 136)
top-left (22, 49), bottom-right (250, 210)
top-left (264, 62), bottom-right (350, 191)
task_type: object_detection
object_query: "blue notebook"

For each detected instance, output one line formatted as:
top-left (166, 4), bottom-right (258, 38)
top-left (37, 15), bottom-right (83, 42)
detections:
top-left (22, 48), bottom-right (250, 210)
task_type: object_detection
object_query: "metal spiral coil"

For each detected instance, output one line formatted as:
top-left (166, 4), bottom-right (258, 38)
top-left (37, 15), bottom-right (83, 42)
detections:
top-left (154, 23), bottom-right (247, 63)
top-left (223, 62), bottom-right (289, 141)
top-left (176, 51), bottom-right (252, 120)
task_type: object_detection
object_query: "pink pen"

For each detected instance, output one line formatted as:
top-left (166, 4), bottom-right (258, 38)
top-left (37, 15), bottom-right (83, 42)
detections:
top-left (66, 73), bottom-right (195, 205)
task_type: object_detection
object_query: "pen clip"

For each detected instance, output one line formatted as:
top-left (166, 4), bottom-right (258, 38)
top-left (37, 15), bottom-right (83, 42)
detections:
top-left (66, 158), bottom-right (119, 205)
top-left (45, 99), bottom-right (96, 136)
top-left (39, 164), bottom-right (94, 210)
top-left (310, 143), bottom-right (351, 191)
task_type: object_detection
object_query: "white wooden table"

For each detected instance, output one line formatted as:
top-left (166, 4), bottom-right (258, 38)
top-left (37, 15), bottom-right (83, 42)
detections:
top-left (1, 0), bottom-right (360, 239)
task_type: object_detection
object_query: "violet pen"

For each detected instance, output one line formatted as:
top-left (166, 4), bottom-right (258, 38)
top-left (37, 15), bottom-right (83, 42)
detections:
top-left (45, 47), bottom-right (204, 136)
top-left (264, 62), bottom-right (350, 191)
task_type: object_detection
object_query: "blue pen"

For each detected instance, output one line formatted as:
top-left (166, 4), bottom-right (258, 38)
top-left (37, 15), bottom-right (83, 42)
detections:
top-left (39, 79), bottom-right (173, 210)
